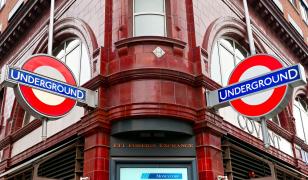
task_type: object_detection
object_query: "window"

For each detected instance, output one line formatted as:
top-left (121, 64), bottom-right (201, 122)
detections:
top-left (211, 38), bottom-right (249, 86)
top-left (300, 0), bottom-right (308, 24)
top-left (288, 15), bottom-right (304, 37)
top-left (272, 0), bottom-right (284, 12)
top-left (8, 0), bottom-right (23, 21)
top-left (133, 0), bottom-right (166, 36)
top-left (289, 0), bottom-right (297, 6)
top-left (301, 149), bottom-right (308, 164)
top-left (53, 38), bottom-right (91, 85)
top-left (0, 0), bottom-right (5, 10)
top-left (270, 116), bottom-right (281, 126)
top-left (293, 97), bottom-right (308, 143)
top-left (22, 112), bottom-right (35, 127)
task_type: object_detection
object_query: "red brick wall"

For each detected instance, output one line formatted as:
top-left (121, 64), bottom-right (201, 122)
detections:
top-left (0, 0), bottom-right (28, 32)
top-left (281, 0), bottom-right (308, 44)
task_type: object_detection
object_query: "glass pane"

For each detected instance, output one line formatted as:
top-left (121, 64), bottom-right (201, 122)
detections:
top-left (294, 105), bottom-right (306, 141)
top-left (23, 112), bottom-right (35, 126)
top-left (300, 2), bottom-right (308, 22)
top-left (80, 44), bottom-right (91, 85)
top-left (66, 39), bottom-right (80, 54)
top-left (120, 167), bottom-right (188, 180)
top-left (66, 45), bottom-right (81, 83)
top-left (53, 42), bottom-right (65, 59)
top-left (302, 110), bottom-right (308, 142)
top-left (220, 39), bottom-right (233, 52)
top-left (269, 116), bottom-right (280, 126)
top-left (211, 42), bottom-right (222, 85)
top-left (134, 0), bottom-right (164, 13)
top-left (235, 42), bottom-right (247, 60)
top-left (219, 45), bottom-right (235, 86)
top-left (235, 57), bottom-right (242, 65)
top-left (299, 98), bottom-right (308, 111)
top-left (135, 15), bottom-right (165, 36)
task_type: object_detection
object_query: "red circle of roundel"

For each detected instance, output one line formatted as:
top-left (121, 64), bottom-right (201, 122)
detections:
top-left (228, 54), bottom-right (287, 118)
top-left (18, 55), bottom-right (77, 119)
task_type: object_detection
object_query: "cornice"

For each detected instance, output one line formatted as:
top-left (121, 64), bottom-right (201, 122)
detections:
top-left (267, 120), bottom-right (293, 142)
top-left (194, 109), bottom-right (226, 136)
top-left (0, 120), bottom-right (41, 150)
top-left (0, 0), bottom-right (49, 58)
top-left (115, 36), bottom-right (186, 49)
top-left (223, 0), bottom-right (307, 65)
top-left (107, 68), bottom-right (195, 86)
top-left (114, 36), bottom-right (187, 57)
top-left (249, 0), bottom-right (308, 64)
top-left (294, 136), bottom-right (308, 152)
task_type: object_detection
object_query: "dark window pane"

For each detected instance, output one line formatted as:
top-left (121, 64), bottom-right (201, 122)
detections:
top-left (53, 42), bottom-right (65, 59)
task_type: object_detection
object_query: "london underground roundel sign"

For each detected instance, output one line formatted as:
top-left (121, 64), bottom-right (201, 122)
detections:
top-left (7, 54), bottom-right (86, 120)
top-left (207, 54), bottom-right (306, 119)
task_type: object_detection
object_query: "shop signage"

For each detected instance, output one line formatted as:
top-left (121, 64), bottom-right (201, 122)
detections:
top-left (112, 143), bottom-right (194, 148)
top-left (2, 54), bottom-right (96, 120)
top-left (110, 137), bottom-right (196, 157)
top-left (207, 54), bottom-right (306, 119)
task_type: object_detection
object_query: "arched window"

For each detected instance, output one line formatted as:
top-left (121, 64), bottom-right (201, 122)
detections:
top-left (211, 38), bottom-right (249, 86)
top-left (53, 38), bottom-right (91, 85)
top-left (293, 96), bottom-right (308, 143)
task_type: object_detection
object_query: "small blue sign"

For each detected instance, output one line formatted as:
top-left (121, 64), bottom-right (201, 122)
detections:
top-left (8, 67), bottom-right (86, 102)
top-left (141, 173), bottom-right (183, 179)
top-left (218, 65), bottom-right (301, 103)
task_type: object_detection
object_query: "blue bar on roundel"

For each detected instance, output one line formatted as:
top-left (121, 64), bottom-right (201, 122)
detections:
top-left (218, 65), bottom-right (301, 103)
top-left (8, 67), bottom-right (86, 102)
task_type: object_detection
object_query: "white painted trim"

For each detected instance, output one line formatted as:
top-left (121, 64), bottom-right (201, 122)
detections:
top-left (288, 14), bottom-right (304, 37)
top-left (272, 0), bottom-right (284, 12)
top-left (8, 0), bottom-right (24, 21)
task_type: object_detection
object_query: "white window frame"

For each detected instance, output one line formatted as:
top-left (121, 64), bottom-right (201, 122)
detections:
top-left (270, 116), bottom-right (281, 126)
top-left (0, 0), bottom-right (6, 10)
top-left (300, 0), bottom-right (308, 24)
top-left (289, 0), bottom-right (296, 6)
top-left (211, 37), bottom-right (249, 86)
top-left (22, 112), bottom-right (35, 127)
top-left (133, 0), bottom-right (166, 37)
top-left (293, 97), bottom-right (308, 143)
top-left (288, 14), bottom-right (304, 37)
top-left (53, 38), bottom-right (91, 85)
top-left (272, 0), bottom-right (284, 12)
top-left (8, 0), bottom-right (24, 21)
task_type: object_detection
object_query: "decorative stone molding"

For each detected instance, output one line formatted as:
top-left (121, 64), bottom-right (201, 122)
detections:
top-left (0, 0), bottom-right (49, 58)
top-left (249, 0), bottom-right (308, 64)
top-left (114, 36), bottom-right (186, 57)
top-left (78, 108), bottom-right (110, 136)
top-left (34, 17), bottom-right (98, 58)
top-left (194, 109), bottom-right (226, 136)
top-left (202, 16), bottom-right (267, 78)
top-left (107, 68), bottom-right (195, 86)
